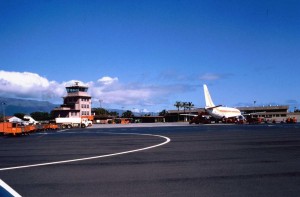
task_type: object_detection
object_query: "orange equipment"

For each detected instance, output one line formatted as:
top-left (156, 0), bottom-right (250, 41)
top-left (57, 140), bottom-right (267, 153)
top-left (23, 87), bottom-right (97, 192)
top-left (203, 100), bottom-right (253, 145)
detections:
top-left (0, 122), bottom-right (26, 136)
top-left (0, 122), bottom-right (60, 136)
top-left (42, 123), bottom-right (59, 130)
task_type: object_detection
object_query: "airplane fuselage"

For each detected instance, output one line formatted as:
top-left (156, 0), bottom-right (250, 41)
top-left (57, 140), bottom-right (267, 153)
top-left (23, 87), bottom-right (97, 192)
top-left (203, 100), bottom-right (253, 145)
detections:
top-left (206, 106), bottom-right (242, 119)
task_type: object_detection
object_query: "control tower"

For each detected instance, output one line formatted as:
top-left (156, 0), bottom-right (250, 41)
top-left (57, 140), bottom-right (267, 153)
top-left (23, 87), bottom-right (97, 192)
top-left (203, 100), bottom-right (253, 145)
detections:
top-left (52, 82), bottom-right (93, 120)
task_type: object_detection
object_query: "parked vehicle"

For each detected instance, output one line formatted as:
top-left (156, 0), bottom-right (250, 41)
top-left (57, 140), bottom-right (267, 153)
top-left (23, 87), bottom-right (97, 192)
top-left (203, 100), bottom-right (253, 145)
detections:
top-left (55, 117), bottom-right (92, 128)
top-left (0, 122), bottom-right (59, 136)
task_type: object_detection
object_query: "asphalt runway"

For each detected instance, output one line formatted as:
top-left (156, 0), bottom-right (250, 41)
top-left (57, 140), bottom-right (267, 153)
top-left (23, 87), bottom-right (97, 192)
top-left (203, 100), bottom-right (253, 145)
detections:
top-left (1, 123), bottom-right (300, 197)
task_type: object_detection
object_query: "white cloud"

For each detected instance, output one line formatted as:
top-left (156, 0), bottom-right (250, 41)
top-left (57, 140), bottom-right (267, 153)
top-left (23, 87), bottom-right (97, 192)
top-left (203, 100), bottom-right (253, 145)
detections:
top-left (97, 76), bottom-right (118, 85)
top-left (141, 108), bottom-right (150, 113)
top-left (0, 71), bottom-right (49, 88)
top-left (0, 70), bottom-right (65, 99)
top-left (0, 70), bottom-right (195, 109)
top-left (64, 80), bottom-right (89, 87)
top-left (199, 73), bottom-right (221, 81)
top-left (132, 108), bottom-right (140, 113)
top-left (131, 108), bottom-right (150, 113)
top-left (199, 73), bottom-right (234, 81)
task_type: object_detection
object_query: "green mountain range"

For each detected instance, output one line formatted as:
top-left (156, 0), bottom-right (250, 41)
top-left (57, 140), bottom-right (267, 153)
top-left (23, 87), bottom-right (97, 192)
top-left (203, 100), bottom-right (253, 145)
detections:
top-left (0, 97), bottom-right (159, 117)
top-left (0, 97), bottom-right (59, 116)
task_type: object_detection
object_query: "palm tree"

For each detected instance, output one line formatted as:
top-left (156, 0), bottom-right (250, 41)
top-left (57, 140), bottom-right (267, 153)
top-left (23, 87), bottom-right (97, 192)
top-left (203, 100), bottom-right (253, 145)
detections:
top-left (187, 102), bottom-right (194, 121)
top-left (159, 109), bottom-right (167, 116)
top-left (174, 101), bottom-right (182, 122)
top-left (109, 111), bottom-right (119, 117)
top-left (182, 102), bottom-right (188, 113)
top-left (122, 110), bottom-right (134, 118)
top-left (181, 102), bottom-right (191, 122)
top-left (187, 102), bottom-right (194, 111)
top-left (92, 108), bottom-right (109, 116)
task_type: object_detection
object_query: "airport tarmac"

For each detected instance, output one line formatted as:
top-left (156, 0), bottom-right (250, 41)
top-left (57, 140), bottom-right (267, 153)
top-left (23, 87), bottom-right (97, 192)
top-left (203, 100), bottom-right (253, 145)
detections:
top-left (0, 123), bottom-right (300, 197)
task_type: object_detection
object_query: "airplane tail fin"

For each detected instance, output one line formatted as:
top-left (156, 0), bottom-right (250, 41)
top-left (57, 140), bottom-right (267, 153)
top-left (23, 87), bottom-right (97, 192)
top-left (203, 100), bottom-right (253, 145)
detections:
top-left (203, 84), bottom-right (215, 108)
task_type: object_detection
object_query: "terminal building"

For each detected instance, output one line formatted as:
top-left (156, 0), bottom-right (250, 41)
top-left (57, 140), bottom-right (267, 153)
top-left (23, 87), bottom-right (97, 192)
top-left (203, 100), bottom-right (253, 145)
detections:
top-left (238, 106), bottom-right (299, 123)
top-left (52, 82), bottom-right (93, 120)
top-left (166, 108), bottom-right (205, 122)
top-left (238, 106), bottom-right (288, 121)
top-left (167, 105), bottom-right (299, 123)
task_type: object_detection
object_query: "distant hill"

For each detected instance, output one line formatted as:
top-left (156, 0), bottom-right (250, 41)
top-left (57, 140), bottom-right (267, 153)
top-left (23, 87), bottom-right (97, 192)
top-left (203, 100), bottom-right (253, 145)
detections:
top-left (106, 109), bottom-right (159, 117)
top-left (0, 97), bottom-right (158, 116)
top-left (0, 97), bottom-right (59, 116)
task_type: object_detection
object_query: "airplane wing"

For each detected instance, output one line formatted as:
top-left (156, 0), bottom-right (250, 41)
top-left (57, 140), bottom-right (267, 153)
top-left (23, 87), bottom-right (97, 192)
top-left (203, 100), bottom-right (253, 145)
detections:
top-left (179, 114), bottom-right (198, 117)
top-left (242, 111), bottom-right (266, 116)
top-left (205, 105), bottom-right (222, 110)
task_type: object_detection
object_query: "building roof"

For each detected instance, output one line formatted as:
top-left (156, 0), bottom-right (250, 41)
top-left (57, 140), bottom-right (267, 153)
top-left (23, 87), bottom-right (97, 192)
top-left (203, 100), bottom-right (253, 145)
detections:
top-left (168, 108), bottom-right (205, 114)
top-left (7, 116), bottom-right (23, 123)
top-left (238, 105), bottom-right (289, 111)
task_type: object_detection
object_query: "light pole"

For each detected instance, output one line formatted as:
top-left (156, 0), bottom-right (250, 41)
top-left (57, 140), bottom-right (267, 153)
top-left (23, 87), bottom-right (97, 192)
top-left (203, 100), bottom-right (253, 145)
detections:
top-left (99, 99), bottom-right (103, 108)
top-left (253, 101), bottom-right (256, 116)
top-left (2, 102), bottom-right (6, 122)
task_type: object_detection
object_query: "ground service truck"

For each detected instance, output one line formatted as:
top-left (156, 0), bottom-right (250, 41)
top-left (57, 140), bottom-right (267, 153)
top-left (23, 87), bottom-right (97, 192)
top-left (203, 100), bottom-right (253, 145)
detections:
top-left (55, 117), bottom-right (92, 128)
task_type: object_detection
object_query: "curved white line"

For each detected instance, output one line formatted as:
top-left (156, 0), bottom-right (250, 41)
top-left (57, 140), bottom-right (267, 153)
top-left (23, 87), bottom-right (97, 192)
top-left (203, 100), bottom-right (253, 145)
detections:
top-left (0, 132), bottom-right (171, 171)
top-left (0, 179), bottom-right (22, 197)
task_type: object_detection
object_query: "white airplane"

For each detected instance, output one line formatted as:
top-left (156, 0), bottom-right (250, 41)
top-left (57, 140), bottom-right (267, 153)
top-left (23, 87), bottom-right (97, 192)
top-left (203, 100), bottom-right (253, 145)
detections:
top-left (23, 115), bottom-right (38, 125)
top-left (203, 84), bottom-right (244, 120)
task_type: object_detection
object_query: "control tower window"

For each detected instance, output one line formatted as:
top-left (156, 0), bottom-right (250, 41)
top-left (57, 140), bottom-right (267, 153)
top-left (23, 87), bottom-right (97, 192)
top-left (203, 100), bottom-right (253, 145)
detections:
top-left (66, 88), bottom-right (78, 93)
top-left (79, 87), bottom-right (88, 92)
top-left (66, 87), bottom-right (88, 93)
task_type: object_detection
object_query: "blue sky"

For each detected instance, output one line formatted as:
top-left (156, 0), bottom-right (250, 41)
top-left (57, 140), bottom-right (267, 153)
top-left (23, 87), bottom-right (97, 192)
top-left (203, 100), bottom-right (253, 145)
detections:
top-left (0, 0), bottom-right (299, 112)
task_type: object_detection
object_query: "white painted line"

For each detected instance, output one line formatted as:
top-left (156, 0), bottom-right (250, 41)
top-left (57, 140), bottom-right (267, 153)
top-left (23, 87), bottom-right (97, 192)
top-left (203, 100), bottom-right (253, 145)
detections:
top-left (0, 132), bottom-right (171, 171)
top-left (56, 129), bottom-right (68, 133)
top-left (0, 179), bottom-right (22, 197)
